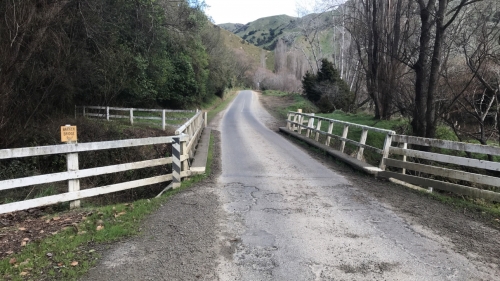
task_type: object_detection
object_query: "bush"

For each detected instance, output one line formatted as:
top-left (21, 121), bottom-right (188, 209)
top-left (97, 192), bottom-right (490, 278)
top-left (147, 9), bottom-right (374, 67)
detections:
top-left (302, 59), bottom-right (354, 113)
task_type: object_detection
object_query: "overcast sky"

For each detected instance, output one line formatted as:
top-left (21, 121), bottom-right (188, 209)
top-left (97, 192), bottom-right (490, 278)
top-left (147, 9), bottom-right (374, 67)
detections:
top-left (204, 0), bottom-right (306, 24)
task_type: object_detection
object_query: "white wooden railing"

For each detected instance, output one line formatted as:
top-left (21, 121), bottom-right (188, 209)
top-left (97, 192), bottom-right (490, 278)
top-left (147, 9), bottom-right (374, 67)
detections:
top-left (383, 135), bottom-right (500, 202)
top-left (285, 111), bottom-right (500, 202)
top-left (76, 106), bottom-right (196, 130)
top-left (286, 111), bottom-right (395, 169)
top-left (176, 111), bottom-right (207, 160)
top-left (0, 113), bottom-right (207, 214)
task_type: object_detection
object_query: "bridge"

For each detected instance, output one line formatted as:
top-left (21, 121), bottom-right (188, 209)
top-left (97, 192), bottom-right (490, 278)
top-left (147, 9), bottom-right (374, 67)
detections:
top-left (1, 91), bottom-right (499, 280)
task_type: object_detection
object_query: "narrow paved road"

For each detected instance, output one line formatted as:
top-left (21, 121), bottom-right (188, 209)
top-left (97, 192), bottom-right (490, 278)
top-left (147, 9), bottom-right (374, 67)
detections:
top-left (82, 90), bottom-right (498, 280)
top-left (216, 91), bottom-right (494, 280)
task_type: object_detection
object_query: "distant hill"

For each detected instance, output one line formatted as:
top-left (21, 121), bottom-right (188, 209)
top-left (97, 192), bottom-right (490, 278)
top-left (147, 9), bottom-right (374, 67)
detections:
top-left (220, 15), bottom-right (298, 50)
top-left (219, 12), bottom-right (338, 53)
top-left (218, 23), bottom-right (245, 34)
top-left (216, 25), bottom-right (275, 71)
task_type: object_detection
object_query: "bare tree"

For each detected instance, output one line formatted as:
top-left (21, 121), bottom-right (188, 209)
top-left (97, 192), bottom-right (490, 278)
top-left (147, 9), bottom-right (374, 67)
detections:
top-left (411, 0), bottom-right (483, 138)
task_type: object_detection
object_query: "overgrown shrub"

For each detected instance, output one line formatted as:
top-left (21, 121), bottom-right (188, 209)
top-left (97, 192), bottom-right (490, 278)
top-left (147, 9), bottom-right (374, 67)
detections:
top-left (302, 59), bottom-right (354, 113)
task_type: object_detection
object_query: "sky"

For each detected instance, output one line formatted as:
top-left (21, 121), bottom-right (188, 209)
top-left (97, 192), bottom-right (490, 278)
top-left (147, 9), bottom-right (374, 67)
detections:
top-left (204, 0), bottom-right (306, 24)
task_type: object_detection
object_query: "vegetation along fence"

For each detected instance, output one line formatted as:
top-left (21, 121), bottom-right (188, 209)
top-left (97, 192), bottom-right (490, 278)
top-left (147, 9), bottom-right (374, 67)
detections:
top-left (76, 106), bottom-right (197, 130)
top-left (285, 111), bottom-right (500, 202)
top-left (0, 112), bottom-right (207, 215)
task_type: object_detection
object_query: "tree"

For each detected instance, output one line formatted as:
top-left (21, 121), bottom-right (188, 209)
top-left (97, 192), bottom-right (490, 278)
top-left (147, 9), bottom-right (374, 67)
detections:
top-left (302, 59), bottom-right (354, 112)
top-left (412, 0), bottom-right (483, 138)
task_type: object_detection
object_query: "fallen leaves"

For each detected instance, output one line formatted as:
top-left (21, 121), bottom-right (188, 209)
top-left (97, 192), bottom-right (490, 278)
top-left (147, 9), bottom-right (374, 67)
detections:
top-left (9, 258), bottom-right (16, 265)
top-left (96, 225), bottom-right (104, 231)
top-left (114, 211), bottom-right (126, 218)
top-left (71, 261), bottom-right (79, 267)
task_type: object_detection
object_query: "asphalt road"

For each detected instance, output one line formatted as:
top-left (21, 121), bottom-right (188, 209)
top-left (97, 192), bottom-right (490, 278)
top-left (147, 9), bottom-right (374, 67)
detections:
top-left (82, 90), bottom-right (498, 280)
top-left (216, 90), bottom-right (495, 280)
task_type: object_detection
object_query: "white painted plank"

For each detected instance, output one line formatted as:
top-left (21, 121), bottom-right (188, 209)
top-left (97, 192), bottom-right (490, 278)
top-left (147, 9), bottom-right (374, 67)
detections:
top-left (0, 158), bottom-right (173, 191)
top-left (381, 171), bottom-right (500, 202)
top-left (392, 135), bottom-right (500, 156)
top-left (390, 147), bottom-right (500, 172)
top-left (78, 106), bottom-right (194, 113)
top-left (384, 158), bottom-right (500, 188)
top-left (176, 111), bottom-right (203, 135)
top-left (0, 136), bottom-right (180, 159)
top-left (288, 112), bottom-right (395, 135)
top-left (85, 113), bottom-right (187, 121)
top-left (0, 175), bottom-right (173, 214)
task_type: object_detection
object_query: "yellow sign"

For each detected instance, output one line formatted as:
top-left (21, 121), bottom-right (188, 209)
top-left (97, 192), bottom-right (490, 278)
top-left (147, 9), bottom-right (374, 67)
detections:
top-left (61, 125), bottom-right (77, 142)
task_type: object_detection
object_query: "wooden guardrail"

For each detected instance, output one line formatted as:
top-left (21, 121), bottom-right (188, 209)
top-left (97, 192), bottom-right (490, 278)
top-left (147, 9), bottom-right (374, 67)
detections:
top-left (383, 135), bottom-right (500, 202)
top-left (0, 111), bottom-right (207, 214)
top-left (176, 111), bottom-right (207, 162)
top-left (75, 106), bottom-right (196, 130)
top-left (285, 111), bottom-right (500, 202)
top-left (286, 111), bottom-right (395, 169)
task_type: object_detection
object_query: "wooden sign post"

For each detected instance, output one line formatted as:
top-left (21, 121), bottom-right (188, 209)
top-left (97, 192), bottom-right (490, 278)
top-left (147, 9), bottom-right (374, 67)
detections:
top-left (61, 125), bottom-right (80, 209)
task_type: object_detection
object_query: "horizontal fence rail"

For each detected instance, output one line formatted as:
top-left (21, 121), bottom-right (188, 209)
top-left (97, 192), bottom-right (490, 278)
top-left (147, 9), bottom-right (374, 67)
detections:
top-left (286, 111), bottom-right (395, 169)
top-left (76, 106), bottom-right (197, 130)
top-left (176, 111), bottom-right (207, 160)
top-left (384, 135), bottom-right (500, 202)
top-left (284, 111), bottom-right (500, 202)
top-left (0, 110), bottom-right (207, 214)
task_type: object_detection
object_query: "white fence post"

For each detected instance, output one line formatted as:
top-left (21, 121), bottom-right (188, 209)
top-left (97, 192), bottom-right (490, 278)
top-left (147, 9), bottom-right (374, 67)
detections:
top-left (67, 142), bottom-right (80, 209)
top-left (287, 113), bottom-right (291, 130)
top-left (325, 121), bottom-right (334, 146)
top-left (357, 129), bottom-right (368, 160)
top-left (204, 111), bottom-right (208, 128)
top-left (181, 136), bottom-right (188, 175)
top-left (83, 106), bottom-right (86, 117)
top-left (306, 117), bottom-right (314, 138)
top-left (401, 142), bottom-right (408, 174)
top-left (106, 106), bottom-right (110, 121)
top-left (379, 132), bottom-right (394, 170)
top-left (340, 125), bottom-right (349, 153)
top-left (172, 136), bottom-right (182, 189)
top-left (162, 110), bottom-right (166, 131)
top-left (130, 109), bottom-right (134, 125)
top-left (298, 115), bottom-right (304, 134)
top-left (315, 120), bottom-right (322, 141)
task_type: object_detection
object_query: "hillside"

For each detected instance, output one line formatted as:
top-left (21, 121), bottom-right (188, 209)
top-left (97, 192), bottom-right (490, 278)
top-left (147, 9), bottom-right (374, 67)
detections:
top-left (217, 25), bottom-right (275, 71)
top-left (219, 12), bottom-right (339, 54)
top-left (218, 23), bottom-right (245, 33)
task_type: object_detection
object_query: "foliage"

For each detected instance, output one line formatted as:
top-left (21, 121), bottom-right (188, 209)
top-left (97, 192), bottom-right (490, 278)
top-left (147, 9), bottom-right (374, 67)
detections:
top-left (0, 0), bottom-right (235, 148)
top-left (301, 59), bottom-right (354, 112)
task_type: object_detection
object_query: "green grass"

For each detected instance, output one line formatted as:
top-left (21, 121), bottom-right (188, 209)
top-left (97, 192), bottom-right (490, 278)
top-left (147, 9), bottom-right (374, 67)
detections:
top-left (262, 90), bottom-right (317, 120)
top-left (0, 130), bottom-right (217, 281)
top-left (206, 89), bottom-right (240, 122)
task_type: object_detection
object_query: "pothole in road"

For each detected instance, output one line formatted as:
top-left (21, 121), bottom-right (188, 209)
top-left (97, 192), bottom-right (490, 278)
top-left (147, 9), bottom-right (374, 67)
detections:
top-left (241, 229), bottom-right (276, 247)
top-left (234, 244), bottom-right (278, 274)
top-left (337, 261), bottom-right (400, 275)
top-left (264, 193), bottom-right (285, 202)
top-left (262, 207), bottom-right (304, 216)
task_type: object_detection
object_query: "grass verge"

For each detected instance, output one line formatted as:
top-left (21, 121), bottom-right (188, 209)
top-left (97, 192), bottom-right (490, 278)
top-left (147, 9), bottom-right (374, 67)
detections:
top-left (206, 89), bottom-right (240, 122)
top-left (0, 131), bottom-right (216, 281)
